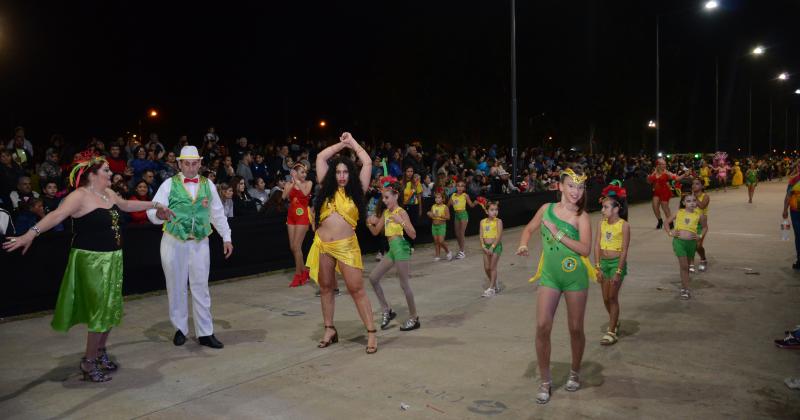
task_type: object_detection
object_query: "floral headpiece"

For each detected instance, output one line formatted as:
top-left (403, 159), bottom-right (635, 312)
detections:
top-left (475, 196), bottom-right (488, 212)
top-left (599, 179), bottom-right (627, 203)
top-left (560, 168), bottom-right (587, 185)
top-left (378, 158), bottom-right (399, 192)
top-left (68, 151), bottom-right (107, 187)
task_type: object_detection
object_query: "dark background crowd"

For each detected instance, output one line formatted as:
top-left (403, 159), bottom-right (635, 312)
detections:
top-left (1, 124), bottom-right (796, 239)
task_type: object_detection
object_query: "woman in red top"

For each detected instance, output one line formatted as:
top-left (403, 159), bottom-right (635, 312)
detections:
top-left (647, 158), bottom-right (683, 229)
top-left (128, 181), bottom-right (152, 225)
top-left (284, 162), bottom-right (313, 287)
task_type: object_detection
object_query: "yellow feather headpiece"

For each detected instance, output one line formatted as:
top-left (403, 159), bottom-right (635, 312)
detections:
top-left (560, 168), bottom-right (587, 185)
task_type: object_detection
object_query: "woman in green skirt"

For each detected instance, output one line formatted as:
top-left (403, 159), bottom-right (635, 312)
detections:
top-left (3, 154), bottom-right (174, 382)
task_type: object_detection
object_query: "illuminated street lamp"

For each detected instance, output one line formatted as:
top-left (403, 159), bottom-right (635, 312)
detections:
top-left (149, 109), bottom-right (158, 118)
top-left (778, 72), bottom-right (789, 81)
top-left (704, 1), bottom-right (719, 10)
top-left (319, 120), bottom-right (326, 128)
top-left (752, 45), bottom-right (765, 56)
top-left (648, 120), bottom-right (657, 128)
top-left (795, 89), bottom-right (800, 95)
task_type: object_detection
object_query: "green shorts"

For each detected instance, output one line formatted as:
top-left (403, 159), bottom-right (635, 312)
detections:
top-left (696, 223), bottom-right (703, 236)
top-left (539, 275), bottom-right (589, 292)
top-left (600, 257), bottom-right (627, 281)
top-left (386, 237), bottom-right (411, 262)
top-left (454, 210), bottom-right (469, 222)
top-left (672, 237), bottom-right (697, 258)
top-left (431, 223), bottom-right (446, 237)
top-left (483, 241), bottom-right (503, 256)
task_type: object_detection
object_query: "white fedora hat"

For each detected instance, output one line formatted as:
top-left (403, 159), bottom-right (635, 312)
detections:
top-left (177, 145), bottom-right (202, 160)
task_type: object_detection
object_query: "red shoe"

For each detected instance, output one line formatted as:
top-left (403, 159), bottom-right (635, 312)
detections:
top-left (289, 273), bottom-right (303, 288)
top-left (300, 270), bottom-right (310, 285)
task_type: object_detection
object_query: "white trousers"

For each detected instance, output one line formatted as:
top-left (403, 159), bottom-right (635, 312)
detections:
top-left (161, 234), bottom-right (213, 337)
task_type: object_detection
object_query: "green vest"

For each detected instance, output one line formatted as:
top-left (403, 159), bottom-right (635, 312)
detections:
top-left (163, 175), bottom-right (213, 241)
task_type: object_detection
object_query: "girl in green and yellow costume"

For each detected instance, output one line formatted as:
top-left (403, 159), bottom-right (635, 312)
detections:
top-left (664, 193), bottom-right (707, 300)
top-left (478, 198), bottom-right (503, 297)
top-left (517, 167), bottom-right (596, 404)
top-left (745, 161), bottom-right (759, 203)
top-left (593, 180), bottom-right (631, 346)
top-left (366, 175), bottom-right (420, 332)
top-left (3, 153), bottom-right (173, 382)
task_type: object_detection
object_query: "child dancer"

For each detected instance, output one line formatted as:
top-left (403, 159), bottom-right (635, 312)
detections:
top-left (449, 181), bottom-right (476, 259)
top-left (366, 176), bottom-right (420, 332)
top-left (517, 167), bottom-right (596, 404)
top-left (664, 194), bottom-right (707, 300)
top-left (427, 190), bottom-right (452, 261)
top-left (479, 199), bottom-right (503, 297)
top-left (593, 181), bottom-right (630, 346)
top-left (692, 178), bottom-right (710, 272)
top-left (745, 162), bottom-right (758, 203)
top-left (284, 162), bottom-right (313, 287)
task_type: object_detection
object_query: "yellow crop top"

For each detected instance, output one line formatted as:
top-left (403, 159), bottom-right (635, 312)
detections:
top-left (384, 207), bottom-right (405, 237)
top-left (600, 219), bottom-right (624, 252)
top-left (319, 188), bottom-right (359, 229)
top-left (696, 192), bottom-right (709, 216)
top-left (481, 218), bottom-right (498, 239)
top-left (451, 193), bottom-right (467, 211)
top-left (674, 208), bottom-right (700, 234)
top-left (431, 204), bottom-right (447, 221)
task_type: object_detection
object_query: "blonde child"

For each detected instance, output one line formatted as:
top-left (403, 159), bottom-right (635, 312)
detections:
top-left (479, 200), bottom-right (503, 297)
top-left (449, 180), bottom-right (476, 259)
top-left (427, 190), bottom-right (453, 261)
top-left (664, 194), bottom-right (708, 300)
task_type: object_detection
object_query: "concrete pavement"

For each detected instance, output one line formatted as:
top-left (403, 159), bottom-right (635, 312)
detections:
top-left (1, 181), bottom-right (799, 419)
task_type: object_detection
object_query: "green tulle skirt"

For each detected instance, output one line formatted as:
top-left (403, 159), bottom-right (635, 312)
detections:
top-left (51, 249), bottom-right (124, 333)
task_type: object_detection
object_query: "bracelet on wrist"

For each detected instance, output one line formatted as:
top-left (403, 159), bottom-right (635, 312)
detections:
top-left (31, 225), bottom-right (42, 236)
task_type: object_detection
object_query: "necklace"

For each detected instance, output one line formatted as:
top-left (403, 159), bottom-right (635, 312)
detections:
top-left (87, 186), bottom-right (110, 203)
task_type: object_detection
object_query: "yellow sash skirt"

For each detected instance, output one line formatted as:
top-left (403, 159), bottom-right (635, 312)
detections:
top-left (305, 234), bottom-right (364, 284)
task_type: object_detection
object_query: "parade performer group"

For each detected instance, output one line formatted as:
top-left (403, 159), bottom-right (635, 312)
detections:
top-left (3, 153), bottom-right (174, 382)
top-left (593, 180), bottom-right (630, 346)
top-left (283, 161), bottom-right (312, 287)
top-left (366, 174), bottom-right (420, 331)
top-left (305, 132), bottom-right (378, 353)
top-left (517, 167), bottom-right (596, 404)
top-left (147, 146), bottom-right (233, 349)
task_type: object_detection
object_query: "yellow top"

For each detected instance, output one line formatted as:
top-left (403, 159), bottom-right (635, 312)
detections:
top-left (403, 181), bottom-right (422, 205)
top-left (675, 208), bottom-right (701, 234)
top-left (696, 192), bottom-right (709, 216)
top-left (480, 218), bottom-right (498, 239)
top-left (451, 193), bottom-right (467, 211)
top-left (383, 207), bottom-right (405, 237)
top-left (431, 204), bottom-right (447, 221)
top-left (319, 188), bottom-right (359, 229)
top-left (600, 218), bottom-right (624, 252)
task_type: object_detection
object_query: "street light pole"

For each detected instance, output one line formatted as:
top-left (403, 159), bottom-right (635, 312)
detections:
top-left (748, 82), bottom-right (752, 156)
top-left (715, 55), bottom-right (719, 151)
top-left (510, 0), bottom-right (518, 182)
top-left (769, 98), bottom-right (773, 151)
top-left (655, 15), bottom-right (660, 155)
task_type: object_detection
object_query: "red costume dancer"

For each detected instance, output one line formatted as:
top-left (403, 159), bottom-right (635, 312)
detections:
top-left (285, 162), bottom-right (313, 287)
top-left (647, 158), bottom-right (681, 230)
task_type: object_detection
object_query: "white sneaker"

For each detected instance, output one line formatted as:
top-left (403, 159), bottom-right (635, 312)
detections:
top-left (433, 256), bottom-right (441, 262)
top-left (375, 252), bottom-right (383, 261)
top-left (482, 288), bottom-right (496, 297)
top-left (688, 265), bottom-right (696, 274)
top-left (455, 251), bottom-right (466, 259)
top-left (446, 251), bottom-right (453, 261)
top-left (785, 377), bottom-right (800, 390)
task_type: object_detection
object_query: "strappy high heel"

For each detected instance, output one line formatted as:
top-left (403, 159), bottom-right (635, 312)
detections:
top-left (96, 348), bottom-right (118, 371)
top-left (365, 329), bottom-right (378, 354)
top-left (318, 325), bottom-right (338, 348)
top-left (80, 357), bottom-right (111, 382)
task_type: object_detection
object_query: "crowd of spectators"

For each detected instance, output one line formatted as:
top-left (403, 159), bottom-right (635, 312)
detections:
top-left (1, 124), bottom-right (795, 239)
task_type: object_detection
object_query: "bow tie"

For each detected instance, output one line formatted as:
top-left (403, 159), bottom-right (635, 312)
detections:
top-left (184, 178), bottom-right (199, 184)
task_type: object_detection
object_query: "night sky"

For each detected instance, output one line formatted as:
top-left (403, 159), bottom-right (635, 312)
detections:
top-left (1, 0), bottom-right (798, 154)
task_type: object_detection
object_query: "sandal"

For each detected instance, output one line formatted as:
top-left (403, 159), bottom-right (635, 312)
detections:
top-left (365, 329), bottom-right (378, 354)
top-left (318, 325), bottom-right (338, 348)
top-left (600, 331), bottom-right (618, 345)
top-left (535, 381), bottom-right (552, 404)
top-left (96, 348), bottom-right (118, 371)
top-left (80, 358), bottom-right (111, 382)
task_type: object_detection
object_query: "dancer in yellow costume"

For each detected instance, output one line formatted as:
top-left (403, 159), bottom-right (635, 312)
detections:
top-left (305, 132), bottom-right (378, 354)
top-left (731, 161), bottom-right (743, 187)
top-left (517, 167), bottom-right (596, 404)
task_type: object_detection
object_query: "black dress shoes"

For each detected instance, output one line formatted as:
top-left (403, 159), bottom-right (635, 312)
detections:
top-left (198, 334), bottom-right (224, 349)
top-left (173, 330), bottom-right (186, 346)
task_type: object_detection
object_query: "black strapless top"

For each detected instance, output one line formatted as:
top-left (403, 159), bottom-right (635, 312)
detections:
top-left (71, 205), bottom-right (123, 252)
